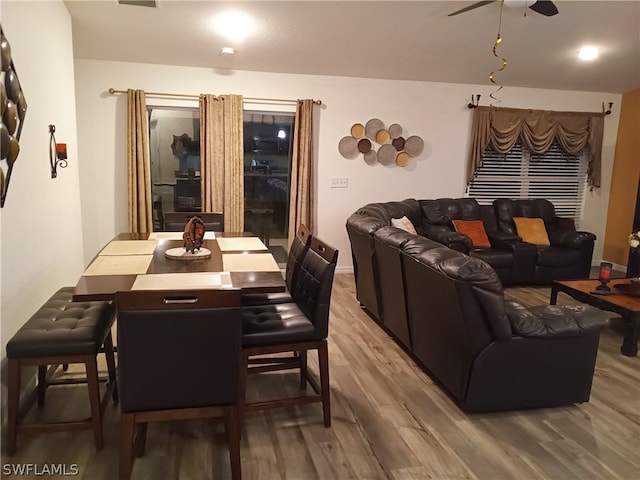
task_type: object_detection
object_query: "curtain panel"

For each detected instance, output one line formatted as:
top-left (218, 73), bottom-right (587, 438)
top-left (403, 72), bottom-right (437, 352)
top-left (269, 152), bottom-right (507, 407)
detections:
top-left (127, 89), bottom-right (153, 233)
top-left (199, 94), bottom-right (244, 232)
top-left (467, 106), bottom-right (605, 188)
top-left (288, 99), bottom-right (315, 246)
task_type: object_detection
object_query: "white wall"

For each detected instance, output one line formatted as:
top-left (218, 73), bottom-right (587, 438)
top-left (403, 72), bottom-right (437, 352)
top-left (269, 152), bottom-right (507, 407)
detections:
top-left (1, 1), bottom-right (84, 359)
top-left (74, 59), bottom-right (621, 271)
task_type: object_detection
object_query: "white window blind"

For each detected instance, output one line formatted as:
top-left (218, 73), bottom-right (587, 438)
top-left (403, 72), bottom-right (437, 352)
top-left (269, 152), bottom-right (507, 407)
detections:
top-left (468, 143), bottom-right (588, 228)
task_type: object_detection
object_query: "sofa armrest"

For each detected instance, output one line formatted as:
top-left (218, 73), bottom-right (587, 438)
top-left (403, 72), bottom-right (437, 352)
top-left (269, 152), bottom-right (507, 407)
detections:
top-left (505, 301), bottom-right (609, 337)
top-left (487, 230), bottom-right (521, 250)
top-left (426, 230), bottom-right (473, 253)
top-left (548, 229), bottom-right (596, 249)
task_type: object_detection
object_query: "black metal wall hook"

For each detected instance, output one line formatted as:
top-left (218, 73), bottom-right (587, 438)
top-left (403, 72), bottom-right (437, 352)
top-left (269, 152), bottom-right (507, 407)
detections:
top-left (603, 102), bottom-right (613, 115)
top-left (468, 94), bottom-right (481, 109)
top-left (49, 124), bottom-right (68, 178)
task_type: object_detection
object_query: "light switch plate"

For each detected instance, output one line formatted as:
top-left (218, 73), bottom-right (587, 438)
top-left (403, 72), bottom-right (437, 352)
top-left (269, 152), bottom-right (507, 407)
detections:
top-left (330, 177), bottom-right (348, 188)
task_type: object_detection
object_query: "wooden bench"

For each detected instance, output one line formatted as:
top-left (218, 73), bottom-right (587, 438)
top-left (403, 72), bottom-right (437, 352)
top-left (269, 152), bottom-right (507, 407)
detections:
top-left (5, 287), bottom-right (117, 456)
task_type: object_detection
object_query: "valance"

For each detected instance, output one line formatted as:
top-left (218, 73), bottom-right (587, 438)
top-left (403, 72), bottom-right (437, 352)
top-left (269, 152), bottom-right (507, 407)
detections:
top-left (467, 106), bottom-right (605, 188)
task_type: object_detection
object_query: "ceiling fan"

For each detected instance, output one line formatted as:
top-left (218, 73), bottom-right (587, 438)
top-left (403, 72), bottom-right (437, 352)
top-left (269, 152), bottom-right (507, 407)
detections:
top-left (448, 0), bottom-right (559, 17)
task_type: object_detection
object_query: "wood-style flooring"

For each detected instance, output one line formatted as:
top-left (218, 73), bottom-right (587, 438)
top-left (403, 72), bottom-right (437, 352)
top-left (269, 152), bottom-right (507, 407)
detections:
top-left (2, 273), bottom-right (639, 480)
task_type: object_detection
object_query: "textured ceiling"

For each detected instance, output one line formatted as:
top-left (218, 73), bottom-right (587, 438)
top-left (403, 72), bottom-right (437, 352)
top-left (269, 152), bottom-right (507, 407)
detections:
top-left (65, 1), bottom-right (640, 94)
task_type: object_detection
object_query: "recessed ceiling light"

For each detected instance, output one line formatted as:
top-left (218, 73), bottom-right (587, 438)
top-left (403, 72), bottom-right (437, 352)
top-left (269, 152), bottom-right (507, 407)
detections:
top-left (220, 47), bottom-right (235, 56)
top-left (578, 46), bottom-right (599, 61)
top-left (213, 11), bottom-right (256, 42)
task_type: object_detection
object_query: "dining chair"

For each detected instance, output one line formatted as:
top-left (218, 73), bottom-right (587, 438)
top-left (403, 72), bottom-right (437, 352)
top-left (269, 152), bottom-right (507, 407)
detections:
top-left (115, 288), bottom-right (243, 480)
top-left (240, 236), bottom-right (339, 427)
top-left (241, 223), bottom-right (312, 306)
top-left (162, 211), bottom-right (224, 232)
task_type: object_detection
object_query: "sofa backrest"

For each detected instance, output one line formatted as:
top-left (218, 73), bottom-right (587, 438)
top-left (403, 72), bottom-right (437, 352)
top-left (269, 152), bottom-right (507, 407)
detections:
top-left (419, 198), bottom-right (488, 235)
top-left (493, 199), bottom-right (558, 235)
top-left (356, 199), bottom-right (423, 235)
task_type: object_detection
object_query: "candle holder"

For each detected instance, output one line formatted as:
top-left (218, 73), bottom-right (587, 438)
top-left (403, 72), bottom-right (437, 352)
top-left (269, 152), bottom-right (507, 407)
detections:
top-left (592, 261), bottom-right (613, 295)
top-left (49, 124), bottom-right (68, 178)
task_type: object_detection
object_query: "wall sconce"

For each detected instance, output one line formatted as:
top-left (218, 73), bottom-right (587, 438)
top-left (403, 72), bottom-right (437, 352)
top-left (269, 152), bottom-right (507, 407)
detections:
top-left (49, 124), bottom-right (68, 178)
top-left (467, 94), bottom-right (481, 109)
top-left (602, 102), bottom-right (613, 115)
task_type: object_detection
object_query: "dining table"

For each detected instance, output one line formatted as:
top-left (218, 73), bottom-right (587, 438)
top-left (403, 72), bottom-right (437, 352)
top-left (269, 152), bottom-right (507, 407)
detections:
top-left (73, 231), bottom-right (286, 301)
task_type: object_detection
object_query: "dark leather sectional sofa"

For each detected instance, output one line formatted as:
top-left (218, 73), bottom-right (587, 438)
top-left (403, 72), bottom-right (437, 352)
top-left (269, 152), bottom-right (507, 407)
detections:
top-left (346, 198), bottom-right (608, 412)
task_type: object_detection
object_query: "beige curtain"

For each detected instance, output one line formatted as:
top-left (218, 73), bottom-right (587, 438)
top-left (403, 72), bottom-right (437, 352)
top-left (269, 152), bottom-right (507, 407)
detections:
top-left (288, 99), bottom-right (315, 246)
top-left (467, 106), bottom-right (605, 188)
top-left (127, 89), bottom-right (153, 233)
top-left (199, 94), bottom-right (244, 232)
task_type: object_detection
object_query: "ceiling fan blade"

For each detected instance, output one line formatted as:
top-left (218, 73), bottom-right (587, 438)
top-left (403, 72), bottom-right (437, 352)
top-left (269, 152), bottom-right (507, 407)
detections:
top-left (528, 0), bottom-right (559, 16)
top-left (448, 1), bottom-right (496, 17)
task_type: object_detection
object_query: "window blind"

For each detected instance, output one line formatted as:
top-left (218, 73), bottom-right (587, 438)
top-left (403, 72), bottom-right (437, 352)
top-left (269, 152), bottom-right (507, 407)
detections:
top-left (468, 143), bottom-right (588, 228)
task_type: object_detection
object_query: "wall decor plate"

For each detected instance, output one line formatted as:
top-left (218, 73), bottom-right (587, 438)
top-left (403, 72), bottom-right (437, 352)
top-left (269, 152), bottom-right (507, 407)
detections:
top-left (378, 144), bottom-right (397, 166)
top-left (388, 123), bottom-right (403, 138)
top-left (338, 136), bottom-right (358, 159)
top-left (364, 150), bottom-right (378, 165)
top-left (392, 136), bottom-right (405, 151)
top-left (350, 123), bottom-right (365, 138)
top-left (365, 118), bottom-right (384, 140)
top-left (405, 135), bottom-right (424, 157)
top-left (358, 138), bottom-right (372, 153)
top-left (375, 129), bottom-right (390, 144)
top-left (396, 152), bottom-right (410, 167)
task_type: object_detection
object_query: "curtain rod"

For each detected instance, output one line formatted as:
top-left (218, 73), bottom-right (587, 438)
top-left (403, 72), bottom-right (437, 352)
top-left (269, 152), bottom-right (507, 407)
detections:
top-left (107, 88), bottom-right (321, 105)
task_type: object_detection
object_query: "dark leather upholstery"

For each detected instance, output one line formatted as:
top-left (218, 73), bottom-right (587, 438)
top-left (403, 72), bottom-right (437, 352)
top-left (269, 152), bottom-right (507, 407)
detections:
top-left (6, 287), bottom-right (115, 358)
top-left (398, 236), bottom-right (608, 412)
top-left (116, 290), bottom-right (242, 412)
top-left (241, 224), bottom-right (312, 307)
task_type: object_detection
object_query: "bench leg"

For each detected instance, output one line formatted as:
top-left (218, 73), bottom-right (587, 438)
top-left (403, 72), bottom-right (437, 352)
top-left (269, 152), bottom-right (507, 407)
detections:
top-left (37, 365), bottom-right (48, 407)
top-left (6, 358), bottom-right (21, 456)
top-left (85, 356), bottom-right (104, 451)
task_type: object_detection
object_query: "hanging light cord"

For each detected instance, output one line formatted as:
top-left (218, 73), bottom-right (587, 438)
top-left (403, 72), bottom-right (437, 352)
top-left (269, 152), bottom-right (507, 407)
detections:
top-left (489, 0), bottom-right (508, 104)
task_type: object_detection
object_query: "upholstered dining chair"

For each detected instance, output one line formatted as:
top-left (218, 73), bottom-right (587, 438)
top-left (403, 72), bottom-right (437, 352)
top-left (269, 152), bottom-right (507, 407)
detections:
top-left (241, 223), bottom-right (313, 306)
top-left (240, 236), bottom-right (339, 427)
top-left (162, 211), bottom-right (224, 232)
top-left (115, 288), bottom-right (243, 480)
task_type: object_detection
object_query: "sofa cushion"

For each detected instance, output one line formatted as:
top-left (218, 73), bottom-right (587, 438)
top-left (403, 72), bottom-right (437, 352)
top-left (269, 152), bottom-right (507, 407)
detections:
top-left (470, 248), bottom-right (514, 268)
top-left (391, 216), bottom-right (417, 235)
top-left (453, 219), bottom-right (491, 248)
top-left (514, 217), bottom-right (550, 246)
top-left (536, 245), bottom-right (581, 267)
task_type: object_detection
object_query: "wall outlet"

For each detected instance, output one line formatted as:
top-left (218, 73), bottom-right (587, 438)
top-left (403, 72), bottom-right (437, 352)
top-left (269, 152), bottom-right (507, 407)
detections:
top-left (330, 177), bottom-right (348, 188)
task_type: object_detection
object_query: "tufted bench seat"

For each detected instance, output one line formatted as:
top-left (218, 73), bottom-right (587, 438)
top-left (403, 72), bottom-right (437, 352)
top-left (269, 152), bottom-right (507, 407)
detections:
top-left (5, 287), bottom-right (117, 456)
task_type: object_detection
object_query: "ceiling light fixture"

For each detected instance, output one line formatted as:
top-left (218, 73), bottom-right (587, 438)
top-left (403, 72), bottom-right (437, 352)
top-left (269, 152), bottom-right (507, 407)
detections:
top-left (220, 47), bottom-right (235, 56)
top-left (578, 46), bottom-right (599, 61)
top-left (213, 11), bottom-right (256, 42)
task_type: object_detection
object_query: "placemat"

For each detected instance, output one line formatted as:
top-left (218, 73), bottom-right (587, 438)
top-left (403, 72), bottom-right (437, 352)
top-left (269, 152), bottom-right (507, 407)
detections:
top-left (131, 272), bottom-right (232, 290)
top-left (83, 255), bottom-right (153, 276)
top-left (223, 253), bottom-right (280, 272)
top-left (217, 237), bottom-right (268, 252)
top-left (99, 240), bottom-right (158, 256)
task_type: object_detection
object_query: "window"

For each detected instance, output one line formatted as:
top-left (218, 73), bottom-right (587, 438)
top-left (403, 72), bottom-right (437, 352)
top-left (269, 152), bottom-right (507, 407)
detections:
top-left (147, 106), bottom-right (296, 263)
top-left (468, 143), bottom-right (589, 227)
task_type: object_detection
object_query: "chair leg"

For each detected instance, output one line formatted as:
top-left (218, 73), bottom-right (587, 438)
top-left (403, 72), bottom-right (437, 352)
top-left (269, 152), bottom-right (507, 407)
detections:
top-left (299, 350), bottom-right (308, 390)
top-left (6, 358), bottom-right (21, 456)
top-left (135, 423), bottom-right (148, 458)
top-left (318, 341), bottom-right (331, 427)
top-left (85, 356), bottom-right (104, 451)
top-left (103, 331), bottom-right (118, 404)
top-left (238, 352), bottom-right (249, 431)
top-left (37, 365), bottom-right (48, 407)
top-left (119, 413), bottom-right (136, 480)
top-left (225, 406), bottom-right (242, 480)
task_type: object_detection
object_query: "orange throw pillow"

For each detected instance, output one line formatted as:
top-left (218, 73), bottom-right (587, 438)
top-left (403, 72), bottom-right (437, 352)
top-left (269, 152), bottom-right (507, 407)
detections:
top-left (513, 217), bottom-right (550, 246)
top-left (452, 220), bottom-right (491, 249)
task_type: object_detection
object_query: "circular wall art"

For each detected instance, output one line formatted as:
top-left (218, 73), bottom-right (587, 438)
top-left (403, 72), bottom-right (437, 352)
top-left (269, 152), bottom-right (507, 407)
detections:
top-left (338, 118), bottom-right (424, 167)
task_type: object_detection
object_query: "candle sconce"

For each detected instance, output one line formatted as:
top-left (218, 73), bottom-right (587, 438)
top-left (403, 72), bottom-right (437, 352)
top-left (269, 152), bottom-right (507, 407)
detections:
top-left (49, 125), bottom-right (68, 178)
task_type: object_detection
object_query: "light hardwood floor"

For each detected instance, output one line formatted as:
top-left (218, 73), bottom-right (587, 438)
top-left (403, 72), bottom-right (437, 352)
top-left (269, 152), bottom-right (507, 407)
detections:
top-left (2, 273), bottom-right (639, 480)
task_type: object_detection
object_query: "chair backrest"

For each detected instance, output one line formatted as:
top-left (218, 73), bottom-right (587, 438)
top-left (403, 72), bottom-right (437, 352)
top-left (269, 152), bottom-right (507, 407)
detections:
top-left (284, 224), bottom-right (313, 292)
top-left (290, 237), bottom-right (339, 339)
top-left (115, 288), bottom-right (242, 413)
top-left (163, 211), bottom-right (224, 232)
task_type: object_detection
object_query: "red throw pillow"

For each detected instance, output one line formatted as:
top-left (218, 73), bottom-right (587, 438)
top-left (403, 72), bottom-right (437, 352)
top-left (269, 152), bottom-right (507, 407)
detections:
top-left (452, 220), bottom-right (491, 249)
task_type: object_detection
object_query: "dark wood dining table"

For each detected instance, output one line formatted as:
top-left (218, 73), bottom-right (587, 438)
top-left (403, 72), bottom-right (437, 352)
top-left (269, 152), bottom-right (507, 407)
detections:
top-left (73, 232), bottom-right (285, 302)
